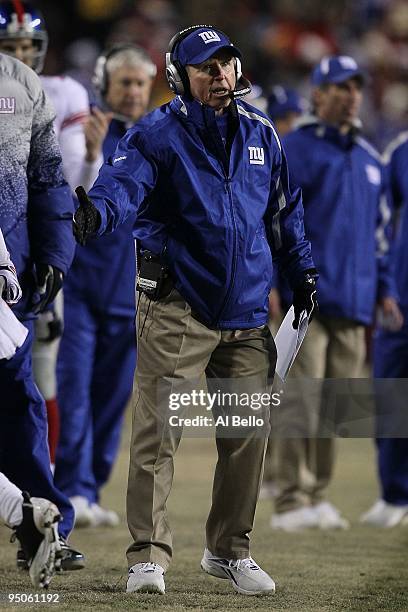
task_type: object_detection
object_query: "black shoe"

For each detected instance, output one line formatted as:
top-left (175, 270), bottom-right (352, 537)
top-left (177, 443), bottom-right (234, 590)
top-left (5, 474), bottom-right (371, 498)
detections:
top-left (57, 537), bottom-right (85, 571)
top-left (12, 492), bottom-right (61, 588)
top-left (17, 537), bottom-right (85, 572)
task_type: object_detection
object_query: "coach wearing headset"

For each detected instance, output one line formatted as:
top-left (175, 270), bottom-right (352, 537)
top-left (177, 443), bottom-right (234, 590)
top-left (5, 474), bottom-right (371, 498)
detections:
top-left (54, 45), bottom-right (157, 528)
top-left (73, 25), bottom-right (317, 596)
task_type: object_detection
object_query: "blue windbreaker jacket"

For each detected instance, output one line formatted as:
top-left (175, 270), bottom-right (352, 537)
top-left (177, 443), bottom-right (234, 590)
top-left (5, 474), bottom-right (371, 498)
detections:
top-left (384, 132), bottom-right (408, 312)
top-left (89, 96), bottom-right (314, 329)
top-left (281, 116), bottom-right (397, 325)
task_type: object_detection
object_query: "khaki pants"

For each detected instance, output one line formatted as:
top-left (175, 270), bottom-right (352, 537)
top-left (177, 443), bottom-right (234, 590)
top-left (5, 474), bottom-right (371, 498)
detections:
top-left (273, 315), bottom-right (366, 513)
top-left (263, 312), bottom-right (284, 484)
top-left (126, 289), bottom-right (276, 571)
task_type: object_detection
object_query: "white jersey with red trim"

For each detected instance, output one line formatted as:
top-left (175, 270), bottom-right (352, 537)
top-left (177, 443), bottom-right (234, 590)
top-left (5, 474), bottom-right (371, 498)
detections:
top-left (40, 75), bottom-right (88, 138)
top-left (40, 75), bottom-right (102, 192)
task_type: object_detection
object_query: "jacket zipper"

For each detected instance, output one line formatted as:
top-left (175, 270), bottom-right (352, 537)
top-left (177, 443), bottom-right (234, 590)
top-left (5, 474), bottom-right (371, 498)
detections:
top-left (213, 175), bottom-right (238, 326)
top-left (203, 109), bottom-right (238, 327)
top-left (347, 152), bottom-right (357, 319)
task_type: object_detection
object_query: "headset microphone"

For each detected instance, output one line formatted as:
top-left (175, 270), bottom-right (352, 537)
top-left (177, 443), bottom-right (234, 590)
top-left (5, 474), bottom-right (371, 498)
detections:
top-left (230, 76), bottom-right (252, 99)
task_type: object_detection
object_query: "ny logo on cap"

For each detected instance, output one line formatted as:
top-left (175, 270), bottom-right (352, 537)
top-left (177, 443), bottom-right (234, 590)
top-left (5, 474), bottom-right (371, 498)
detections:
top-left (338, 56), bottom-right (358, 70)
top-left (199, 31), bottom-right (221, 44)
top-left (248, 146), bottom-right (264, 165)
top-left (320, 55), bottom-right (358, 74)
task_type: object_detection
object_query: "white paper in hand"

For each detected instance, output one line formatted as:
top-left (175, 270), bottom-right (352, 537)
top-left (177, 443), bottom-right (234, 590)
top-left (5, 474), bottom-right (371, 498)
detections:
top-left (274, 306), bottom-right (310, 382)
top-left (0, 298), bottom-right (28, 360)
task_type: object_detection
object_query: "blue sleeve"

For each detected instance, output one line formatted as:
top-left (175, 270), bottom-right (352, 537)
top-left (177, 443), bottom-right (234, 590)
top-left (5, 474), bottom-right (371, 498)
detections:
top-left (389, 144), bottom-right (406, 209)
top-left (88, 131), bottom-right (158, 235)
top-left (265, 143), bottom-right (315, 289)
top-left (376, 163), bottom-right (398, 301)
top-left (27, 89), bottom-right (75, 275)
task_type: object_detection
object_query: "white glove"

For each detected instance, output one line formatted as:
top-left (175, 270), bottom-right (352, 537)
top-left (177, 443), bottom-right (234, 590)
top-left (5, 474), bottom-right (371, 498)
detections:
top-left (0, 228), bottom-right (22, 305)
top-left (0, 264), bottom-right (22, 305)
top-left (0, 297), bottom-right (28, 359)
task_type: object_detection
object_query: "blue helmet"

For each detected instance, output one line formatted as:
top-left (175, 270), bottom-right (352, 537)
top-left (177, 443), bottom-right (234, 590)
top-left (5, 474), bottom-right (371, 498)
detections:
top-left (0, 1), bottom-right (48, 72)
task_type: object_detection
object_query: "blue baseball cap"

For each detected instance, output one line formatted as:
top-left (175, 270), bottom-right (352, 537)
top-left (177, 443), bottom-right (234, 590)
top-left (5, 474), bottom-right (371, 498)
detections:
top-left (312, 55), bottom-right (365, 86)
top-left (267, 86), bottom-right (307, 119)
top-left (175, 27), bottom-right (242, 66)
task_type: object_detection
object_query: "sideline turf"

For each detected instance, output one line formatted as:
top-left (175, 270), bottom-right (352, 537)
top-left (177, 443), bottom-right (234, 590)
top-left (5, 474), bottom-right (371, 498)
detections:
top-left (1, 416), bottom-right (407, 611)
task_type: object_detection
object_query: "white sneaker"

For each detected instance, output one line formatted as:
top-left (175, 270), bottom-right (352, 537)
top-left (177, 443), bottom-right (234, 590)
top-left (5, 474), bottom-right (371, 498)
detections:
top-left (270, 506), bottom-right (319, 532)
top-left (126, 562), bottom-right (165, 594)
top-left (312, 502), bottom-right (350, 530)
top-left (360, 499), bottom-right (408, 528)
top-left (259, 481), bottom-right (279, 500)
top-left (90, 503), bottom-right (120, 527)
top-left (201, 548), bottom-right (275, 596)
top-left (70, 496), bottom-right (94, 528)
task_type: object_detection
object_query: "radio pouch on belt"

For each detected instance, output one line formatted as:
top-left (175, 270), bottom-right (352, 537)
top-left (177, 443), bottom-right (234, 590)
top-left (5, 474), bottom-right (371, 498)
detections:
top-left (136, 251), bottom-right (172, 301)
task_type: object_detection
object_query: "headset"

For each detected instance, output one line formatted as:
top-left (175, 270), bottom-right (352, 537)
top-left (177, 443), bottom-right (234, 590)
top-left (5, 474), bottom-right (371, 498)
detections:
top-left (93, 43), bottom-right (157, 98)
top-left (165, 24), bottom-right (250, 99)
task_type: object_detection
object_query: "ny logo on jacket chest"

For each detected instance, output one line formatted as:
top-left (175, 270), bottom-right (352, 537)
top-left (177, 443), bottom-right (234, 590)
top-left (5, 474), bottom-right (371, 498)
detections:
top-left (0, 97), bottom-right (15, 114)
top-left (248, 146), bottom-right (264, 165)
top-left (365, 164), bottom-right (381, 186)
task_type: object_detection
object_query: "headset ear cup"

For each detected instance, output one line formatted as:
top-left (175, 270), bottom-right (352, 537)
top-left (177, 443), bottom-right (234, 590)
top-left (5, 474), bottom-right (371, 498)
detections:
top-left (165, 55), bottom-right (190, 96)
top-left (166, 64), bottom-right (184, 95)
top-left (93, 55), bottom-right (107, 96)
top-left (235, 57), bottom-right (242, 81)
top-left (165, 51), bottom-right (183, 95)
top-left (174, 60), bottom-right (190, 95)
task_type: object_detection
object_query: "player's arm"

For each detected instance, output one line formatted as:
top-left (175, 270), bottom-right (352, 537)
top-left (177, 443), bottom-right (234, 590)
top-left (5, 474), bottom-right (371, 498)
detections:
top-left (265, 144), bottom-right (317, 327)
top-left (27, 81), bottom-right (75, 313)
top-left (73, 131), bottom-right (158, 244)
top-left (58, 79), bottom-right (106, 192)
top-left (375, 155), bottom-right (403, 330)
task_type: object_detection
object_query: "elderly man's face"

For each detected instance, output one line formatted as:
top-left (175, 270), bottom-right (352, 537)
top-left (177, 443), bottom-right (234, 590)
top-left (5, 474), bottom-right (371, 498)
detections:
top-left (105, 64), bottom-right (153, 122)
top-left (186, 49), bottom-right (236, 113)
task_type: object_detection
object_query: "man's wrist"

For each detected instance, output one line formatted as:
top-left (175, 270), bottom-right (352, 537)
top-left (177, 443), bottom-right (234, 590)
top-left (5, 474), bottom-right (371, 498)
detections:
top-left (303, 267), bottom-right (318, 280)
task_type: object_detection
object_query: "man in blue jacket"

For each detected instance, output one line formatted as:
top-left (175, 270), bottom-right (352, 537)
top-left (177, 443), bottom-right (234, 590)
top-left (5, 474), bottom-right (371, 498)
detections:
top-left (73, 25), bottom-right (316, 596)
top-left (270, 55), bottom-right (402, 532)
top-left (0, 52), bottom-right (82, 567)
top-left (55, 45), bottom-right (157, 528)
top-left (267, 85), bottom-right (307, 139)
top-left (360, 132), bottom-right (408, 528)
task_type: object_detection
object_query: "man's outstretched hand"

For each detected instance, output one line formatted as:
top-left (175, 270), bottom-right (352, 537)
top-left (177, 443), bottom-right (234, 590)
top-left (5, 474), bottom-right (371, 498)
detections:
top-left (73, 186), bottom-right (101, 246)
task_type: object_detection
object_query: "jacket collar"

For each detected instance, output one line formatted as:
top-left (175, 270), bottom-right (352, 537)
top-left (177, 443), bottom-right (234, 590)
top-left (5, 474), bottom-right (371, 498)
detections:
top-left (169, 95), bottom-right (238, 129)
top-left (294, 113), bottom-right (362, 148)
top-left (109, 117), bottom-right (131, 134)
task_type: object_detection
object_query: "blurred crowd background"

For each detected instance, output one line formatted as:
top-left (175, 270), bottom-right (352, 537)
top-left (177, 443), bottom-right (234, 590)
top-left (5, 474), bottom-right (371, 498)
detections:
top-left (36, 0), bottom-right (407, 150)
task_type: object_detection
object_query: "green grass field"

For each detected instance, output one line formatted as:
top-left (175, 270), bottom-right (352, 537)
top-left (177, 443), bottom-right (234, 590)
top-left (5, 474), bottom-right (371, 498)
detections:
top-left (1, 415), bottom-right (407, 611)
